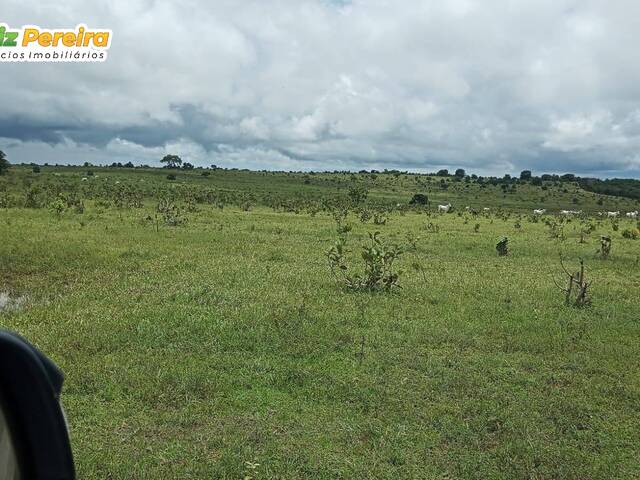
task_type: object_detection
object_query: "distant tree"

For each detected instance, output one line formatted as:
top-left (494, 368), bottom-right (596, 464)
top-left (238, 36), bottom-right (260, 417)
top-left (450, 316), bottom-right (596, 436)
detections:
top-left (409, 193), bottom-right (429, 205)
top-left (160, 154), bottom-right (182, 169)
top-left (0, 151), bottom-right (10, 175)
top-left (182, 162), bottom-right (194, 170)
top-left (454, 168), bottom-right (466, 178)
top-left (520, 170), bottom-right (532, 181)
top-left (124, 161), bottom-right (134, 168)
top-left (347, 184), bottom-right (368, 205)
top-left (32, 165), bottom-right (41, 173)
top-left (436, 169), bottom-right (449, 177)
top-left (531, 176), bottom-right (543, 186)
top-left (560, 173), bottom-right (576, 182)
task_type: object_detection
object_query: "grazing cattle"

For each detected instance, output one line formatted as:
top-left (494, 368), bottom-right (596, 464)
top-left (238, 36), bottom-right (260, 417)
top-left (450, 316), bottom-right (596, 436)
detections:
top-left (483, 207), bottom-right (490, 212)
top-left (560, 209), bottom-right (581, 216)
top-left (607, 211), bottom-right (620, 218)
top-left (81, 177), bottom-right (88, 182)
top-left (626, 211), bottom-right (638, 219)
top-left (533, 209), bottom-right (546, 215)
top-left (438, 203), bottom-right (451, 213)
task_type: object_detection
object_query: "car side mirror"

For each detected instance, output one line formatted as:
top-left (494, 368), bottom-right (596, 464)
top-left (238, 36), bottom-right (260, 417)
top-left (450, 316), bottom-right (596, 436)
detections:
top-left (0, 330), bottom-right (75, 479)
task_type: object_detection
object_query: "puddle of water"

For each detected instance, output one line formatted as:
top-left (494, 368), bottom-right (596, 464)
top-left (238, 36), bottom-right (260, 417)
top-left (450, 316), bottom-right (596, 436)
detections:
top-left (0, 292), bottom-right (29, 312)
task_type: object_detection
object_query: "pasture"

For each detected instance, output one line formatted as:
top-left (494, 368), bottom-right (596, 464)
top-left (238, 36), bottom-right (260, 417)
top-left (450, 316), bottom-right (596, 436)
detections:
top-left (1, 165), bottom-right (640, 478)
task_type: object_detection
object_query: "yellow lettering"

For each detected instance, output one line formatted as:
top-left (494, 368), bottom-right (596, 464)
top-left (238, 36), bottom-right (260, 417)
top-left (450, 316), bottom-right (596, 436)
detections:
top-left (52, 32), bottom-right (64, 46)
top-left (76, 26), bottom-right (84, 47)
top-left (38, 32), bottom-right (52, 47)
top-left (62, 32), bottom-right (75, 47)
top-left (93, 32), bottom-right (109, 47)
top-left (83, 32), bottom-right (94, 47)
top-left (22, 28), bottom-right (39, 46)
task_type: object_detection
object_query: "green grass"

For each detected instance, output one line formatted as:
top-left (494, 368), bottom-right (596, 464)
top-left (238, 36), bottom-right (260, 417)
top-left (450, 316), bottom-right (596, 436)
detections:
top-left (1, 166), bottom-right (640, 478)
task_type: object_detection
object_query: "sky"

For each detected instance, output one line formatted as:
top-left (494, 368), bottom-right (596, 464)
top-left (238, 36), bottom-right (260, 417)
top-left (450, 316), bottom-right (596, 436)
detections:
top-left (2, 0), bottom-right (640, 178)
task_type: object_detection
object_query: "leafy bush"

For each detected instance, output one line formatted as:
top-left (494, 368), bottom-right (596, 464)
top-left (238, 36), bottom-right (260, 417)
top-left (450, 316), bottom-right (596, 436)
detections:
top-left (49, 198), bottom-right (67, 217)
top-left (347, 185), bottom-right (368, 205)
top-left (496, 237), bottom-right (509, 256)
top-left (156, 198), bottom-right (187, 226)
top-left (409, 193), bottom-right (428, 205)
top-left (622, 228), bottom-right (639, 240)
top-left (326, 231), bottom-right (404, 292)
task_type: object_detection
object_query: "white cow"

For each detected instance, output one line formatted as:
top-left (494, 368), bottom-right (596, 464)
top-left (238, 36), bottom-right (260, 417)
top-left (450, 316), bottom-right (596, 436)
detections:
top-left (438, 203), bottom-right (451, 213)
top-left (560, 210), bottom-right (581, 216)
top-left (81, 177), bottom-right (88, 182)
top-left (607, 211), bottom-right (620, 218)
top-left (626, 211), bottom-right (638, 219)
top-left (483, 207), bottom-right (491, 212)
top-left (533, 209), bottom-right (546, 215)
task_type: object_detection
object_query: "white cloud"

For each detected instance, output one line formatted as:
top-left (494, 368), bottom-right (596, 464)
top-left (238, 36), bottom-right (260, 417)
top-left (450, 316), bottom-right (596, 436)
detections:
top-left (2, 0), bottom-right (640, 177)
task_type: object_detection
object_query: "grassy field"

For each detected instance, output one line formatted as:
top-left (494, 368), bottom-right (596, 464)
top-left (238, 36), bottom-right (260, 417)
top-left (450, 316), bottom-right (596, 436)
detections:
top-left (1, 166), bottom-right (640, 478)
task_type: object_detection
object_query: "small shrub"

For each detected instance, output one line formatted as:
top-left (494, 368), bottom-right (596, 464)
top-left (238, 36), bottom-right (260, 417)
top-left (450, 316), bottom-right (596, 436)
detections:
top-left (49, 198), bottom-right (67, 217)
top-left (496, 237), bottom-right (509, 256)
top-left (326, 231), bottom-right (403, 292)
top-left (156, 198), bottom-right (187, 226)
top-left (409, 193), bottom-right (428, 205)
top-left (166, 173), bottom-right (177, 181)
top-left (359, 209), bottom-right (371, 223)
top-left (373, 213), bottom-right (387, 225)
top-left (347, 185), bottom-right (368, 205)
top-left (598, 236), bottom-right (612, 259)
top-left (424, 222), bottom-right (440, 234)
top-left (622, 228), bottom-right (639, 240)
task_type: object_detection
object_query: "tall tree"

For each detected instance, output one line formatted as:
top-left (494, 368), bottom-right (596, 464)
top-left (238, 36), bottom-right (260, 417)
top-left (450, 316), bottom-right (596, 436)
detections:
top-left (0, 151), bottom-right (9, 176)
top-left (160, 154), bottom-right (182, 169)
top-left (520, 170), bottom-right (532, 181)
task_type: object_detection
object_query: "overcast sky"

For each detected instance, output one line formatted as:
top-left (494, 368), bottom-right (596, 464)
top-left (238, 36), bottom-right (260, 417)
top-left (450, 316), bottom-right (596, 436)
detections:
top-left (2, 1), bottom-right (640, 177)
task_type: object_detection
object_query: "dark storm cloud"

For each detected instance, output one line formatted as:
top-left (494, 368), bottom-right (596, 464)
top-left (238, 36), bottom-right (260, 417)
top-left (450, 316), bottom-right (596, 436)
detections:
top-left (2, 0), bottom-right (640, 177)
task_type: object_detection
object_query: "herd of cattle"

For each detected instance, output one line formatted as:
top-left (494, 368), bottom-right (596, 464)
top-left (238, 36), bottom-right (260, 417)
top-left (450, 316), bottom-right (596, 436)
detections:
top-left (436, 203), bottom-right (639, 219)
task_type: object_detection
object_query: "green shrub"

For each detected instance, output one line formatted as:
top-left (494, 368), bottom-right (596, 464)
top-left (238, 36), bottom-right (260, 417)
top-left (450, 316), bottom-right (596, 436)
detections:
top-left (326, 231), bottom-right (403, 292)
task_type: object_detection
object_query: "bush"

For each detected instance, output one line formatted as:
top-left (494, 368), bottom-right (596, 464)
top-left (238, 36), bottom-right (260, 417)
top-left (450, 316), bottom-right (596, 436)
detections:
top-left (622, 228), bottom-right (639, 240)
top-left (166, 174), bottom-right (177, 181)
top-left (409, 193), bottom-right (428, 205)
top-left (496, 237), bottom-right (509, 256)
top-left (326, 231), bottom-right (404, 291)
